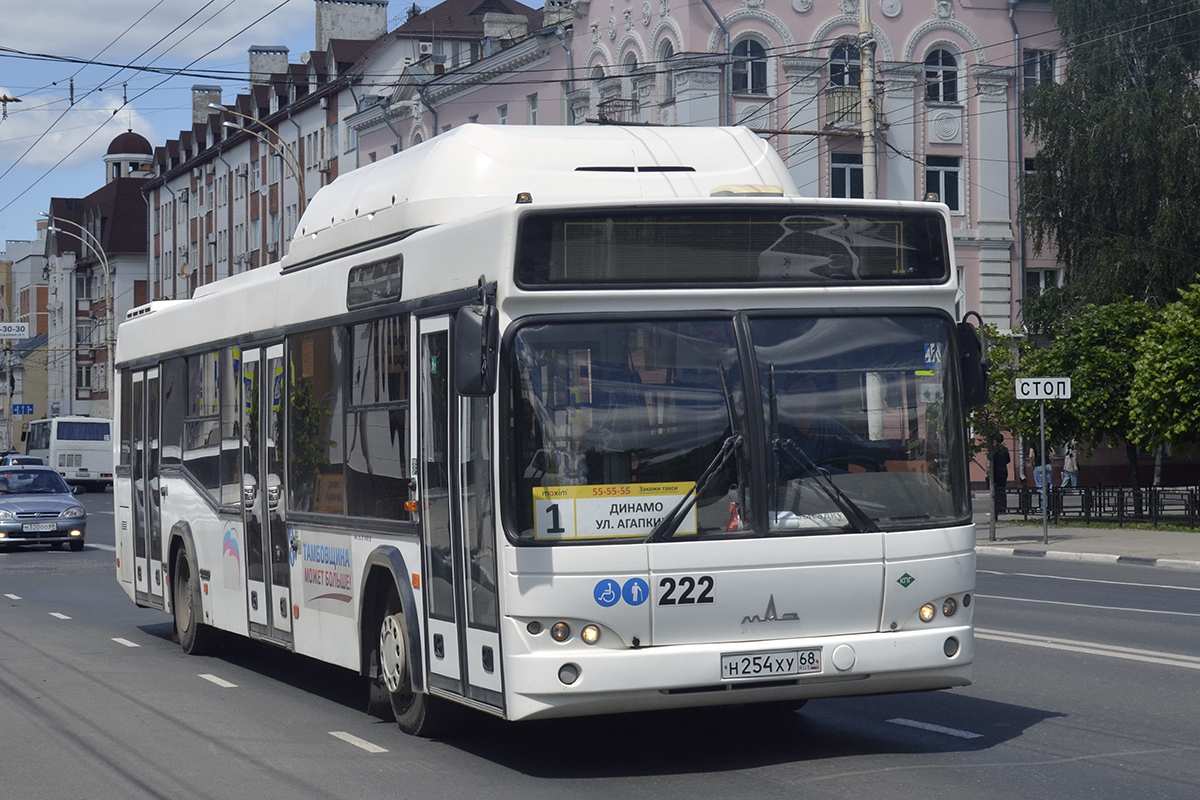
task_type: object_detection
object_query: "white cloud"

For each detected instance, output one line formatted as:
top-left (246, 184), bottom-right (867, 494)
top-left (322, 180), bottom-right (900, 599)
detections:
top-left (0, 93), bottom-right (158, 169)
top-left (4, 0), bottom-right (313, 68)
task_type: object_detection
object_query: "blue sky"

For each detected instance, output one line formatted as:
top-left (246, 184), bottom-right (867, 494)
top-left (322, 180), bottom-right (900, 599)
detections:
top-left (0, 0), bottom-right (418, 245)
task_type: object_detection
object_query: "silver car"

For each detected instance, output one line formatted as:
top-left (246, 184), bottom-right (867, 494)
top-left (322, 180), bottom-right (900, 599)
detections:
top-left (0, 466), bottom-right (87, 551)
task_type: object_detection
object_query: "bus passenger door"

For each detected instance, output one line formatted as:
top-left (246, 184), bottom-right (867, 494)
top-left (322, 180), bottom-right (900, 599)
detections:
top-left (131, 368), bottom-right (166, 610)
top-left (418, 316), bottom-right (503, 712)
top-left (242, 346), bottom-right (293, 645)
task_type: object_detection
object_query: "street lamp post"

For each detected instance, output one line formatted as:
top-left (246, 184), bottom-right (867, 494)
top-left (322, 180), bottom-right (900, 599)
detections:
top-left (42, 215), bottom-right (114, 417)
top-left (209, 103), bottom-right (306, 214)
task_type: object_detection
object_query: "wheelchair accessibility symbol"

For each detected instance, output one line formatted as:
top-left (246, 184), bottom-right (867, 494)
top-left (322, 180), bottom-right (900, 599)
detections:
top-left (594, 579), bottom-right (621, 607)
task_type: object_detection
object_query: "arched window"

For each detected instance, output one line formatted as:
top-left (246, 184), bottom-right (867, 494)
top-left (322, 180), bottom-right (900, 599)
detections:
top-left (732, 39), bottom-right (767, 94)
top-left (925, 48), bottom-right (959, 103)
top-left (659, 39), bottom-right (675, 102)
top-left (830, 43), bottom-right (860, 87)
top-left (624, 51), bottom-right (638, 75)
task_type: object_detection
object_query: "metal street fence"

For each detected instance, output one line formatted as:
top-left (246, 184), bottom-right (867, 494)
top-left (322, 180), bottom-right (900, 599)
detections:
top-left (993, 486), bottom-right (1200, 528)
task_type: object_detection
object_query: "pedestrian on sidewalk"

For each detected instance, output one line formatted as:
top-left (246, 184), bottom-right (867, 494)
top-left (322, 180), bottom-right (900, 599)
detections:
top-left (1061, 440), bottom-right (1078, 488)
top-left (1030, 445), bottom-right (1049, 509)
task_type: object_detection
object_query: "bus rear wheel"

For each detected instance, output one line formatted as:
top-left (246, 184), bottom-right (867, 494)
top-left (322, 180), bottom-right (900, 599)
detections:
top-left (173, 547), bottom-right (217, 655)
top-left (377, 589), bottom-right (447, 737)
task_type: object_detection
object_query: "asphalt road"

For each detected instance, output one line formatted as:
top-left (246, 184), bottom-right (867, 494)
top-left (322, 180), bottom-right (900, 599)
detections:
top-left (2, 495), bottom-right (1198, 799)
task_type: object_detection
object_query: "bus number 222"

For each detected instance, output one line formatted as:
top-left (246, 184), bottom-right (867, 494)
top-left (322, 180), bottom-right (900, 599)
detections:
top-left (658, 576), bottom-right (715, 605)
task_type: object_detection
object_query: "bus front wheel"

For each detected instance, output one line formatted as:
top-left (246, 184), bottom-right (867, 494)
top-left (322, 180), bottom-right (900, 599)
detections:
top-left (173, 547), bottom-right (217, 655)
top-left (377, 589), bottom-right (447, 737)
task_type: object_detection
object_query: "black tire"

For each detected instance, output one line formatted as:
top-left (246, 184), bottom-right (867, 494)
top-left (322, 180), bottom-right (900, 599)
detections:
top-left (68, 540), bottom-right (84, 552)
top-left (173, 547), bottom-right (217, 655)
top-left (376, 587), bottom-right (449, 737)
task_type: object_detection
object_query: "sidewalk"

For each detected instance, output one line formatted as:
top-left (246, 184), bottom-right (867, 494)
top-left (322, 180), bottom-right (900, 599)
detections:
top-left (972, 497), bottom-right (1200, 571)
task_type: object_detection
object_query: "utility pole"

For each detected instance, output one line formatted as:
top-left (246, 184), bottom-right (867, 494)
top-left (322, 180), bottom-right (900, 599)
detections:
top-left (859, 0), bottom-right (878, 199)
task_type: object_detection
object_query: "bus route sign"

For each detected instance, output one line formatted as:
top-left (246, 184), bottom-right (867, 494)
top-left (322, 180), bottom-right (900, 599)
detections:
top-left (533, 482), bottom-right (696, 540)
top-left (1015, 377), bottom-right (1071, 400)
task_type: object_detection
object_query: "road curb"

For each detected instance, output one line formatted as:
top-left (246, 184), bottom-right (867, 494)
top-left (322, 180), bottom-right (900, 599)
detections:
top-left (975, 545), bottom-right (1200, 572)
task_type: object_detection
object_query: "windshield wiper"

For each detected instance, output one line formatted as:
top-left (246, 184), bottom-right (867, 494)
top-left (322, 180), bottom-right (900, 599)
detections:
top-left (645, 432), bottom-right (742, 543)
top-left (772, 434), bottom-right (879, 533)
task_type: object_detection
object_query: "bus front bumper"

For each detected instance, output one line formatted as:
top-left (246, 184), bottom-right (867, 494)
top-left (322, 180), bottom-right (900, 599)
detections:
top-left (501, 623), bottom-right (973, 722)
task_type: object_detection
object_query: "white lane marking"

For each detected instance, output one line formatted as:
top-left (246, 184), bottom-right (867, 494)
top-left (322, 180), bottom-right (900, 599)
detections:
top-left (888, 718), bottom-right (983, 740)
top-left (199, 673), bottom-right (238, 688)
top-left (112, 638), bottom-right (140, 648)
top-left (329, 731), bottom-right (389, 754)
top-left (975, 593), bottom-right (1200, 619)
top-left (4, 593), bottom-right (20, 600)
top-left (49, 612), bottom-right (71, 620)
top-left (978, 569), bottom-right (1200, 593)
top-left (976, 628), bottom-right (1200, 670)
top-left (88, 543), bottom-right (115, 552)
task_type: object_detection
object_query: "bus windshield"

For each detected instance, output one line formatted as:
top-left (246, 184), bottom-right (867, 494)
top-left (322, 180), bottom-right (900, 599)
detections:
top-left (508, 314), bottom-right (969, 542)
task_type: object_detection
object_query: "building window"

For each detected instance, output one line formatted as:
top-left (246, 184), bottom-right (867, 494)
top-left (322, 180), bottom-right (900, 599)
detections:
top-left (1023, 49), bottom-right (1056, 90)
top-left (527, 93), bottom-right (539, 125)
top-left (831, 153), bottom-right (864, 198)
top-left (497, 104), bottom-right (508, 125)
top-left (830, 43), bottom-right (860, 87)
top-left (925, 48), bottom-right (959, 103)
top-left (925, 155), bottom-right (962, 212)
top-left (76, 364), bottom-right (93, 390)
top-left (732, 39), bottom-right (767, 94)
top-left (659, 40), bottom-right (675, 102)
top-left (1025, 269), bottom-right (1062, 298)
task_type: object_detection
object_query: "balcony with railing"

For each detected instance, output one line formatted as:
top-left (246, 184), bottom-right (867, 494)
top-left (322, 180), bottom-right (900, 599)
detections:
top-left (825, 86), bottom-right (861, 129)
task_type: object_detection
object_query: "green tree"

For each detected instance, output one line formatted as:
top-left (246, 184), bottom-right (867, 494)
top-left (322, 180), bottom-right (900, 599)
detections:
top-left (1130, 282), bottom-right (1200, 451)
top-left (1037, 299), bottom-right (1153, 489)
top-left (1022, 0), bottom-right (1200, 306)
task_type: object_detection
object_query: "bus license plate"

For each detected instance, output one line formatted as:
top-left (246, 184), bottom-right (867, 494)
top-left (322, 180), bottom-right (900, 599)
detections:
top-left (721, 648), bottom-right (821, 681)
top-left (23, 522), bottom-right (57, 532)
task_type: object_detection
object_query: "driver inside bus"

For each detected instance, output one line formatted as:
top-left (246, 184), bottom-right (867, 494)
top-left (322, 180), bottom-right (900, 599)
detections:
top-left (775, 374), bottom-right (879, 476)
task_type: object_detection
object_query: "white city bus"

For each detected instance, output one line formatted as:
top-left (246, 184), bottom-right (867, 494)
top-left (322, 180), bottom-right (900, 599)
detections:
top-left (114, 125), bottom-right (986, 736)
top-left (25, 416), bottom-right (114, 492)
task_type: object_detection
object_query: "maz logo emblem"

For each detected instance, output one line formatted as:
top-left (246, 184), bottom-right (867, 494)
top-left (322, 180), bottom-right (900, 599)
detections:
top-left (741, 594), bottom-right (799, 624)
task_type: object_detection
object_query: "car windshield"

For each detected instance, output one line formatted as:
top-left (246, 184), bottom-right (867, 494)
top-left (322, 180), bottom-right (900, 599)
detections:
top-left (507, 314), bottom-right (969, 543)
top-left (0, 470), bottom-right (71, 494)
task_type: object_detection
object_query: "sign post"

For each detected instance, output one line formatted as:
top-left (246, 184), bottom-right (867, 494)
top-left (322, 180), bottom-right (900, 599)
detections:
top-left (0, 324), bottom-right (29, 452)
top-left (1015, 377), bottom-right (1071, 543)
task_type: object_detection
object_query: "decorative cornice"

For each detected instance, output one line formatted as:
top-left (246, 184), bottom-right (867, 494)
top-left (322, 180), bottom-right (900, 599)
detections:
top-left (903, 19), bottom-right (987, 64)
top-left (972, 65), bottom-right (1015, 102)
top-left (781, 56), bottom-right (825, 94)
top-left (649, 17), bottom-right (683, 52)
top-left (707, 8), bottom-right (795, 54)
top-left (616, 31), bottom-right (647, 63)
top-left (806, 16), bottom-right (894, 61)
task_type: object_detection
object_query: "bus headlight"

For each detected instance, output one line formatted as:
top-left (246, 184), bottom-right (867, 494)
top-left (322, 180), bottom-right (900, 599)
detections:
top-left (919, 603), bottom-right (937, 623)
top-left (942, 597), bottom-right (958, 617)
top-left (551, 621), bottom-right (571, 642)
top-left (580, 624), bottom-right (601, 645)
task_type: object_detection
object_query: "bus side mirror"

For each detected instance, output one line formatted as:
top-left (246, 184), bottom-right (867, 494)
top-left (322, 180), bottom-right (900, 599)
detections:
top-left (455, 303), bottom-right (499, 397)
top-left (958, 319), bottom-right (989, 408)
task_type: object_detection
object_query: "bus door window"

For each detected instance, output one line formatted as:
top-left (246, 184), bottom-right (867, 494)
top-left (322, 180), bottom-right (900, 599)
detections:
top-left (264, 348), bottom-right (289, 596)
top-left (130, 372), bottom-right (147, 591)
top-left (147, 370), bottom-right (162, 577)
top-left (242, 351), bottom-right (264, 588)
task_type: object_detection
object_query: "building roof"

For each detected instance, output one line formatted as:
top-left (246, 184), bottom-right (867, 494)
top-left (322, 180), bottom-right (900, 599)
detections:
top-left (107, 130), bottom-right (153, 156)
top-left (394, 0), bottom-right (540, 39)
